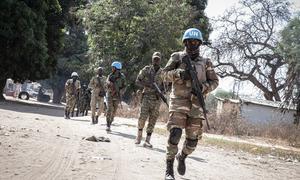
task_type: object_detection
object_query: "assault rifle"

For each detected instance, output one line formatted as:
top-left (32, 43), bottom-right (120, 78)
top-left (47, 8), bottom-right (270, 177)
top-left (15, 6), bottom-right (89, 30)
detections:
top-left (149, 70), bottom-right (169, 107)
top-left (153, 82), bottom-right (169, 107)
top-left (183, 55), bottom-right (210, 130)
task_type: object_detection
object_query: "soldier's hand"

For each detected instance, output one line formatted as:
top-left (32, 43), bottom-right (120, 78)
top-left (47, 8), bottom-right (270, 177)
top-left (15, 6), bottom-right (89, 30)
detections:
top-left (177, 69), bottom-right (191, 80)
top-left (202, 82), bottom-right (209, 94)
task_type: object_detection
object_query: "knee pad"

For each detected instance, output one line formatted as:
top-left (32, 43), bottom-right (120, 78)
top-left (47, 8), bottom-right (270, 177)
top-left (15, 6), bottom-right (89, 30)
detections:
top-left (168, 128), bottom-right (182, 145)
top-left (186, 138), bottom-right (198, 148)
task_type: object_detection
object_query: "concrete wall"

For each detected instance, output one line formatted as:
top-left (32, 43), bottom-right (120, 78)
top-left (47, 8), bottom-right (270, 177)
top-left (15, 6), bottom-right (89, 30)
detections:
top-left (240, 103), bottom-right (295, 124)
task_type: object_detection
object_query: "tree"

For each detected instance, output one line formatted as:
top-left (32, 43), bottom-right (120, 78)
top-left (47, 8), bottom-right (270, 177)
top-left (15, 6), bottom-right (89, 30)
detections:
top-left (186, 0), bottom-right (211, 41)
top-left (279, 14), bottom-right (300, 124)
top-left (43, 0), bottom-right (90, 103)
top-left (211, 0), bottom-right (291, 101)
top-left (0, 0), bottom-right (62, 100)
top-left (85, 0), bottom-right (196, 100)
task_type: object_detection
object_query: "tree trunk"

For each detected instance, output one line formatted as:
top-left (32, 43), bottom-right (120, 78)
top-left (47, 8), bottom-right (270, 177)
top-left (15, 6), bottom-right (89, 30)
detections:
top-left (52, 84), bottom-right (65, 104)
top-left (0, 78), bottom-right (6, 101)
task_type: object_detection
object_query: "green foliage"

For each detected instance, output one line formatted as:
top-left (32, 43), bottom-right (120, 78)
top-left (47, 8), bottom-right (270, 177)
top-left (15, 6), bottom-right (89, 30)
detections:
top-left (85, 0), bottom-right (202, 93)
top-left (215, 89), bottom-right (234, 99)
top-left (0, 0), bottom-right (49, 82)
top-left (279, 14), bottom-right (300, 124)
top-left (42, 0), bottom-right (90, 103)
top-left (280, 14), bottom-right (300, 74)
top-left (186, 0), bottom-right (211, 41)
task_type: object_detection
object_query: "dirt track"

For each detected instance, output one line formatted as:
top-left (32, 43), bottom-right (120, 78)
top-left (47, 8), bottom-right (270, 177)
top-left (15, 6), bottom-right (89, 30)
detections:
top-left (0, 101), bottom-right (299, 180)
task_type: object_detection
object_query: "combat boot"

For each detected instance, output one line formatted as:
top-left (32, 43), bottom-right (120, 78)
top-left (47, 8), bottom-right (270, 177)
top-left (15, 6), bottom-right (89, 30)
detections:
top-left (64, 109), bottom-right (68, 119)
top-left (95, 115), bottom-right (99, 124)
top-left (91, 116), bottom-right (95, 124)
top-left (143, 133), bottom-right (153, 148)
top-left (71, 111), bottom-right (74, 117)
top-left (106, 120), bottom-right (111, 132)
top-left (165, 159), bottom-right (175, 180)
top-left (176, 151), bottom-right (187, 175)
top-left (135, 129), bottom-right (143, 144)
top-left (66, 111), bottom-right (71, 119)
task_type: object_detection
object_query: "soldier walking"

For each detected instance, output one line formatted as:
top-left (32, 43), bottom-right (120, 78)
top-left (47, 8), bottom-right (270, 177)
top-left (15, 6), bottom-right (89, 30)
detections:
top-left (105, 61), bottom-right (126, 132)
top-left (163, 28), bottom-right (219, 180)
top-left (134, 52), bottom-right (164, 148)
top-left (64, 72), bottom-right (81, 119)
top-left (89, 67), bottom-right (106, 124)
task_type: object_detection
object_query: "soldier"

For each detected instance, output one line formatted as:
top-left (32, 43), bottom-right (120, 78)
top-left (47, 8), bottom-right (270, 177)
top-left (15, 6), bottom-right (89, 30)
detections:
top-left (105, 61), bottom-right (126, 132)
top-left (64, 72), bottom-right (81, 119)
top-left (163, 28), bottom-right (219, 180)
top-left (79, 84), bottom-right (91, 116)
top-left (89, 67), bottom-right (106, 124)
top-left (134, 52), bottom-right (164, 148)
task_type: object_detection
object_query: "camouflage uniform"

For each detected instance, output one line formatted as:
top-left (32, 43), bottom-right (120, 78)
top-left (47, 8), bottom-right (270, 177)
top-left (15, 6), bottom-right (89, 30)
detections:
top-left (135, 65), bottom-right (163, 145)
top-left (106, 72), bottom-right (126, 128)
top-left (78, 86), bottom-right (91, 116)
top-left (89, 75), bottom-right (106, 122)
top-left (163, 50), bottom-right (218, 160)
top-left (65, 79), bottom-right (81, 117)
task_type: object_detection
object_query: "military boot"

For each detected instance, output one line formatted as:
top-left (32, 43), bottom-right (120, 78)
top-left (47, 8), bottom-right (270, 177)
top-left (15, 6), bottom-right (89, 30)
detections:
top-left (135, 129), bottom-right (143, 144)
top-left (71, 111), bottom-right (74, 117)
top-left (143, 133), bottom-right (153, 148)
top-left (66, 111), bottom-right (70, 119)
top-left (91, 116), bottom-right (95, 124)
top-left (106, 119), bottom-right (111, 132)
top-left (95, 115), bottom-right (99, 124)
top-left (165, 159), bottom-right (175, 180)
top-left (64, 109), bottom-right (68, 119)
top-left (176, 151), bottom-right (187, 175)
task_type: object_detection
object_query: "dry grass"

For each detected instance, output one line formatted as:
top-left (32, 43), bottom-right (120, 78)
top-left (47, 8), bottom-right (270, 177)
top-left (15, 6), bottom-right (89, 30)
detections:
top-left (207, 111), bottom-right (300, 148)
top-left (201, 136), bottom-right (300, 161)
top-left (117, 96), bottom-right (300, 148)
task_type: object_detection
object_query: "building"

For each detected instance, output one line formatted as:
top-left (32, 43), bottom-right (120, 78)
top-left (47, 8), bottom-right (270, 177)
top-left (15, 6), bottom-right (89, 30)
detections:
top-left (216, 97), bottom-right (296, 124)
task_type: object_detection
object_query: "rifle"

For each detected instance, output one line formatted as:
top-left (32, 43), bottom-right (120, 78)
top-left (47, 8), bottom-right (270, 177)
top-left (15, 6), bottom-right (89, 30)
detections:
top-left (149, 69), bottom-right (169, 107)
top-left (153, 82), bottom-right (169, 107)
top-left (183, 56), bottom-right (210, 130)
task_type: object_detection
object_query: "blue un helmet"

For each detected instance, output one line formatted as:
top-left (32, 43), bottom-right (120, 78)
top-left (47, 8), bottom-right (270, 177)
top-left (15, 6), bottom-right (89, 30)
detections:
top-left (111, 61), bottom-right (122, 70)
top-left (182, 28), bottom-right (203, 43)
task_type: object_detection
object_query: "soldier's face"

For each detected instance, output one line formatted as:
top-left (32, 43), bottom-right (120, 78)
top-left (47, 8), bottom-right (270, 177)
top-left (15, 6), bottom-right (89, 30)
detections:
top-left (72, 76), bottom-right (78, 81)
top-left (152, 57), bottom-right (161, 66)
top-left (185, 39), bottom-right (201, 51)
top-left (98, 69), bottom-right (103, 76)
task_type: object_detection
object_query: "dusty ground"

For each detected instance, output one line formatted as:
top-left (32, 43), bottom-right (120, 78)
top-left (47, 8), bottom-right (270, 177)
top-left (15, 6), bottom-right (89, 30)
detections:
top-left (0, 101), bottom-right (299, 180)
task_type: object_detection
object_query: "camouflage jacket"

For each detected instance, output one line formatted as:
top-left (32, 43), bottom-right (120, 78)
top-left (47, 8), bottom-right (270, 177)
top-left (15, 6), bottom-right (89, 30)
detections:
top-left (88, 75), bottom-right (106, 97)
top-left (163, 51), bottom-right (219, 118)
top-left (136, 65), bottom-right (163, 99)
top-left (65, 79), bottom-right (81, 97)
top-left (106, 72), bottom-right (126, 100)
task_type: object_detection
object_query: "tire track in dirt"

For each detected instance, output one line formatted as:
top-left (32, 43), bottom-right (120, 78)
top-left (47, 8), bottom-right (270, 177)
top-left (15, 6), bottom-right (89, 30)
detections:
top-left (23, 123), bottom-right (78, 180)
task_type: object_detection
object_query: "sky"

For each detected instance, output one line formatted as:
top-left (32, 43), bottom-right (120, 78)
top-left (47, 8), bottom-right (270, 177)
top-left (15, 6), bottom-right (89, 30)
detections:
top-left (204, 0), bottom-right (300, 97)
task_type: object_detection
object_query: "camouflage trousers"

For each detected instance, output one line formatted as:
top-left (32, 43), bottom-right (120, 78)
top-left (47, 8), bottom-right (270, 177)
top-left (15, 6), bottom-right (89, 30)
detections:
top-left (65, 95), bottom-right (76, 112)
top-left (106, 98), bottom-right (119, 125)
top-left (137, 95), bottom-right (161, 134)
top-left (166, 111), bottom-right (203, 160)
top-left (90, 95), bottom-right (104, 118)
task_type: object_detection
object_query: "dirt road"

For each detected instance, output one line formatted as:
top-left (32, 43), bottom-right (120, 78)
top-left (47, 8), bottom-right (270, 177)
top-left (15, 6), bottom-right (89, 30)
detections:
top-left (0, 101), bottom-right (299, 180)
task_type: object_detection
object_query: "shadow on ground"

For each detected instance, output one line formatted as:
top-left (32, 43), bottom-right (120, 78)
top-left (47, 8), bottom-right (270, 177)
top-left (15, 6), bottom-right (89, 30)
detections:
top-left (0, 100), bottom-right (64, 117)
